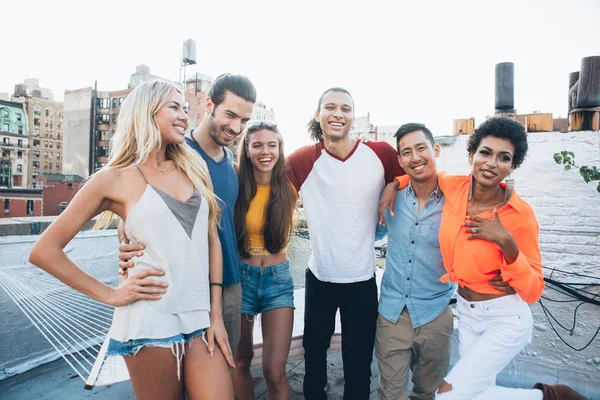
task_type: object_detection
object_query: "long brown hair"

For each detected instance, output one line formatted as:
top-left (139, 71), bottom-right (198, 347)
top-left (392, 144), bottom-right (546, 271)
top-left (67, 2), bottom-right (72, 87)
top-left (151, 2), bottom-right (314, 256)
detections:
top-left (234, 122), bottom-right (296, 257)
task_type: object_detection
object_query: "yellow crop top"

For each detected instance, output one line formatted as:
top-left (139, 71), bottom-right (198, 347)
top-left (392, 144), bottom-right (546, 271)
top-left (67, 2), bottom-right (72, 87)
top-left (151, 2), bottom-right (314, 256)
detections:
top-left (246, 185), bottom-right (289, 256)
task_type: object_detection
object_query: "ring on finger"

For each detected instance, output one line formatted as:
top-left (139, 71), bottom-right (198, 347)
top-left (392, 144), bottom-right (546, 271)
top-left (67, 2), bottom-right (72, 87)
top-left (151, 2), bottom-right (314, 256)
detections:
top-left (469, 227), bottom-right (479, 234)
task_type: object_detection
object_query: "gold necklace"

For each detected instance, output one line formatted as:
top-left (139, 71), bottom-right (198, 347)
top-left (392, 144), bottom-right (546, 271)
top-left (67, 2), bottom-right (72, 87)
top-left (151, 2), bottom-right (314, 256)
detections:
top-left (156, 161), bottom-right (176, 175)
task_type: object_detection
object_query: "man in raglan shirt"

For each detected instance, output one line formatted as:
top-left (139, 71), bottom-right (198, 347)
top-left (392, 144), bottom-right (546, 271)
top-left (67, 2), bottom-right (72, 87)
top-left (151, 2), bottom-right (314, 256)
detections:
top-left (117, 73), bottom-right (256, 356)
top-left (286, 87), bottom-right (404, 400)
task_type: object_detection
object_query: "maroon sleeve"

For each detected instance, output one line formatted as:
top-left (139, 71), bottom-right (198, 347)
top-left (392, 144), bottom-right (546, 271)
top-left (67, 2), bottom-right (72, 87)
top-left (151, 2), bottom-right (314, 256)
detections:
top-left (285, 143), bottom-right (321, 192)
top-left (364, 141), bottom-right (405, 183)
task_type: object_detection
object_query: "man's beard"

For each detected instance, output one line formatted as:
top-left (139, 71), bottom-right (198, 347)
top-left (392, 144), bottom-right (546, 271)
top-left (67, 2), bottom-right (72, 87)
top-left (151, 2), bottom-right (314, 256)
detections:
top-left (208, 113), bottom-right (229, 147)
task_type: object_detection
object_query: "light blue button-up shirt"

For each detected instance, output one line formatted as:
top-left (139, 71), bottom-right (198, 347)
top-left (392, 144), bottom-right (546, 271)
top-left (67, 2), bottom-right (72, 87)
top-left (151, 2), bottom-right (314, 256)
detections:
top-left (377, 184), bottom-right (455, 328)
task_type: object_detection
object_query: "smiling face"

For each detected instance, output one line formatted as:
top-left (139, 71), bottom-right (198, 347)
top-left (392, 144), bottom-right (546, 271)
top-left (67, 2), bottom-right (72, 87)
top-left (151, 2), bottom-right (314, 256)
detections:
top-left (314, 91), bottom-right (354, 141)
top-left (154, 91), bottom-right (189, 145)
top-left (397, 130), bottom-right (440, 183)
top-left (206, 91), bottom-right (254, 147)
top-left (469, 135), bottom-right (515, 187)
top-left (246, 128), bottom-right (281, 176)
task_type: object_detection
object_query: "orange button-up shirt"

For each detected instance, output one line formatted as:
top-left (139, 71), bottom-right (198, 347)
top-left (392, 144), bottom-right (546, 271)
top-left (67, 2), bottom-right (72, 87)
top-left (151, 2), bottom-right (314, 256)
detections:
top-left (395, 173), bottom-right (544, 304)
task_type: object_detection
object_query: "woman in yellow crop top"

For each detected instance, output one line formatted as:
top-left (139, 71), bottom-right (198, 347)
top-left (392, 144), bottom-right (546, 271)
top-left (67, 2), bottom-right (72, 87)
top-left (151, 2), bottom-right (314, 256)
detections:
top-left (231, 121), bottom-right (298, 400)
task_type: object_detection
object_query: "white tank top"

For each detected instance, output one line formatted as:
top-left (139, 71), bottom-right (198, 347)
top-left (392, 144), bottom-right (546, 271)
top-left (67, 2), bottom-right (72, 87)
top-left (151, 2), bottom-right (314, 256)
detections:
top-left (124, 166), bottom-right (210, 315)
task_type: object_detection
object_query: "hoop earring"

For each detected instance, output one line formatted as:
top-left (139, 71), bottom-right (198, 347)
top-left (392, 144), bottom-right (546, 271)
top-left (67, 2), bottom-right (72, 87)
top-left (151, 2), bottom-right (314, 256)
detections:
top-left (504, 173), bottom-right (515, 203)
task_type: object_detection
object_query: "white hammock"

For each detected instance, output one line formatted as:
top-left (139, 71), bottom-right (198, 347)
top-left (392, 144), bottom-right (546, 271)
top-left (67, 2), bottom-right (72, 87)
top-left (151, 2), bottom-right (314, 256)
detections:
top-left (0, 266), bottom-right (350, 390)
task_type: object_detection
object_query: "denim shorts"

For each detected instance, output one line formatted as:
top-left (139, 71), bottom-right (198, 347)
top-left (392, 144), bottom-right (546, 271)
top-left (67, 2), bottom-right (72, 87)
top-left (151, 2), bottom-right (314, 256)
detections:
top-left (240, 260), bottom-right (295, 315)
top-left (106, 328), bottom-right (206, 356)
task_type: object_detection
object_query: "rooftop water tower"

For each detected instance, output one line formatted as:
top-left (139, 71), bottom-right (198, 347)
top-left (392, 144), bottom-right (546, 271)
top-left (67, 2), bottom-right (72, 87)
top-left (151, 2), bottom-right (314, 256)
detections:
top-left (180, 39), bottom-right (197, 89)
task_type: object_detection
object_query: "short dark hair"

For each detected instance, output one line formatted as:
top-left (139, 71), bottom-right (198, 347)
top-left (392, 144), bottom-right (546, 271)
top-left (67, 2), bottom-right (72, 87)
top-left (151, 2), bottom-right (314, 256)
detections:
top-left (307, 87), bottom-right (353, 142)
top-left (394, 123), bottom-right (434, 152)
top-left (209, 73), bottom-right (256, 108)
top-left (467, 117), bottom-right (528, 169)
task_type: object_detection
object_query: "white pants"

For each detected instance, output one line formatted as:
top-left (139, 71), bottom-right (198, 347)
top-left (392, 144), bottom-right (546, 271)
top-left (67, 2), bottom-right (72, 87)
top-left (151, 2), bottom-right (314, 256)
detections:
top-left (435, 294), bottom-right (543, 400)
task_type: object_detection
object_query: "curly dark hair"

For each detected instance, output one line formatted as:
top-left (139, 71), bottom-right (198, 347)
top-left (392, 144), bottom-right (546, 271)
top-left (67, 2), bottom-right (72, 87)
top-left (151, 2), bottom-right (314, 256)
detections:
top-left (467, 117), bottom-right (528, 169)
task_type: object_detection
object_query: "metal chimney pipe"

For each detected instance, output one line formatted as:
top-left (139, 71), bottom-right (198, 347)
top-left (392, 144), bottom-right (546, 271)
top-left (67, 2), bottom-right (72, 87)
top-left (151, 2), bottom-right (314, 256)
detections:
top-left (568, 71), bottom-right (580, 114)
top-left (495, 62), bottom-right (515, 113)
top-left (576, 56), bottom-right (600, 108)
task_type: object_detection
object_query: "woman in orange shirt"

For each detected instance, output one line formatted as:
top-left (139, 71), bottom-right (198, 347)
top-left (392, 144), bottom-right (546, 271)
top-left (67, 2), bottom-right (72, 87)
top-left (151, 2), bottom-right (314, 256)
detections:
top-left (388, 117), bottom-right (586, 400)
top-left (231, 122), bottom-right (298, 400)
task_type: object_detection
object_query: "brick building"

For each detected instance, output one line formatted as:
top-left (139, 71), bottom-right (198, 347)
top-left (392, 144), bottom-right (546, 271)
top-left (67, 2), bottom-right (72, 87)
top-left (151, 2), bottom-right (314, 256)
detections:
top-left (35, 173), bottom-right (84, 216)
top-left (1, 188), bottom-right (42, 218)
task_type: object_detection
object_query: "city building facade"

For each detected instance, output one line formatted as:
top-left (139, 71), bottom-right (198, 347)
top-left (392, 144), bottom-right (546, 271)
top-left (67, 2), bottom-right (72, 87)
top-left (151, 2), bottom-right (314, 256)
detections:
top-left (0, 100), bottom-right (29, 188)
top-left (1, 188), bottom-right (42, 217)
top-left (35, 173), bottom-right (84, 216)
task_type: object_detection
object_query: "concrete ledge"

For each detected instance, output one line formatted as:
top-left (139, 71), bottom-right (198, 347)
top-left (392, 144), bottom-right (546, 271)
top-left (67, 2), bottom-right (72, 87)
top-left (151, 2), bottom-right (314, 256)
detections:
top-left (0, 216), bottom-right (115, 237)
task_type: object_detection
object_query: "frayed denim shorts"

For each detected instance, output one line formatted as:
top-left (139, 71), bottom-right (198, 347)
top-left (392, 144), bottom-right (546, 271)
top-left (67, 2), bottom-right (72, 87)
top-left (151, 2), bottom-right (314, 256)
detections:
top-left (106, 328), bottom-right (206, 356)
top-left (240, 260), bottom-right (295, 316)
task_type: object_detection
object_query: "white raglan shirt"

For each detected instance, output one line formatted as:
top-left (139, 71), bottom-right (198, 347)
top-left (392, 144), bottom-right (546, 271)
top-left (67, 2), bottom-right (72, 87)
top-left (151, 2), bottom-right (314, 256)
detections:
top-left (287, 140), bottom-right (403, 283)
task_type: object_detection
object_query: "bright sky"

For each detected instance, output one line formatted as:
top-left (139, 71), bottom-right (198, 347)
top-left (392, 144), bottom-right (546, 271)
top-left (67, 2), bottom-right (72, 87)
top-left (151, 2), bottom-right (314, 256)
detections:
top-left (2, 0), bottom-right (599, 153)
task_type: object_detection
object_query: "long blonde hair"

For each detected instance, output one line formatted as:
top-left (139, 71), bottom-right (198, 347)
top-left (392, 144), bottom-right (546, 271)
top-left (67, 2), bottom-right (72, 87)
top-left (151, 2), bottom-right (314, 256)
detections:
top-left (94, 80), bottom-right (220, 229)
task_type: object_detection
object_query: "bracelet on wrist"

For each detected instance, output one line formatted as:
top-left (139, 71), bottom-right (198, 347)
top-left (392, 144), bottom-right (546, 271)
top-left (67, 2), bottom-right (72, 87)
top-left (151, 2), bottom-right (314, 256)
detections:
top-left (209, 282), bottom-right (223, 288)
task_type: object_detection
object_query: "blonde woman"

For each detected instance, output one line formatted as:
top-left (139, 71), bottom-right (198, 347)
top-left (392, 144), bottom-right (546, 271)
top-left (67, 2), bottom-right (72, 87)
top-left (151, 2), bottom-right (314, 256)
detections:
top-left (29, 80), bottom-right (235, 399)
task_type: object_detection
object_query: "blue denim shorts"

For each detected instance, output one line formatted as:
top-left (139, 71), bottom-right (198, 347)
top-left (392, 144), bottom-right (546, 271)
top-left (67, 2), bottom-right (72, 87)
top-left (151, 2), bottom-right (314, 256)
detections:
top-left (240, 260), bottom-right (295, 315)
top-left (106, 328), bottom-right (206, 356)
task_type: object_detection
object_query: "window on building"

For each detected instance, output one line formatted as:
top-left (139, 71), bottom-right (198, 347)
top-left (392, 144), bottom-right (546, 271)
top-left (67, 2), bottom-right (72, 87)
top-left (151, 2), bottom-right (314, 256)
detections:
top-left (4, 199), bottom-right (9, 213)
top-left (44, 161), bottom-right (48, 169)
top-left (56, 153), bottom-right (61, 160)
top-left (16, 164), bottom-right (22, 173)
top-left (2, 123), bottom-right (8, 132)
top-left (18, 126), bottom-right (23, 134)
top-left (96, 146), bottom-right (109, 157)
top-left (34, 117), bottom-right (40, 126)
top-left (97, 98), bottom-right (111, 109)
top-left (57, 142), bottom-right (61, 149)
top-left (48, 163), bottom-right (53, 170)
top-left (56, 163), bottom-right (60, 170)
top-left (48, 141), bottom-right (53, 149)
top-left (48, 133), bottom-right (53, 139)
top-left (33, 139), bottom-right (40, 147)
top-left (68, 183), bottom-right (73, 189)
top-left (119, 97), bottom-right (125, 104)
top-left (44, 151), bottom-right (48, 158)
top-left (26, 200), bottom-right (34, 215)
top-left (45, 109), bottom-right (54, 118)
top-left (33, 161), bottom-right (39, 169)
top-left (1, 109), bottom-right (8, 118)
top-left (33, 105), bottom-right (41, 115)
top-left (17, 139), bottom-right (23, 147)
top-left (2, 150), bottom-right (8, 157)
top-left (33, 150), bottom-right (40, 158)
top-left (44, 141), bottom-right (48, 148)
top-left (3, 138), bottom-right (9, 144)
top-left (17, 151), bottom-right (22, 158)
top-left (33, 128), bottom-right (40, 136)
top-left (113, 98), bottom-right (118, 108)
top-left (48, 152), bottom-right (53, 159)
top-left (17, 114), bottom-right (22, 122)
top-left (32, 172), bottom-right (39, 180)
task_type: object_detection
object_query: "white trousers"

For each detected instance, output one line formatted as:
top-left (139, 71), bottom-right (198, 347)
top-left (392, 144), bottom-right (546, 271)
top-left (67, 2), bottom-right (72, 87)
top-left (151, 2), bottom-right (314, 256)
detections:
top-left (435, 294), bottom-right (543, 400)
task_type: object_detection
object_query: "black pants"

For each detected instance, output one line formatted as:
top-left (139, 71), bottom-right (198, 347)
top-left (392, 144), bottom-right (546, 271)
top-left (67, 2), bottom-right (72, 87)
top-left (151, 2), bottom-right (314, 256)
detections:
top-left (302, 268), bottom-right (378, 400)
